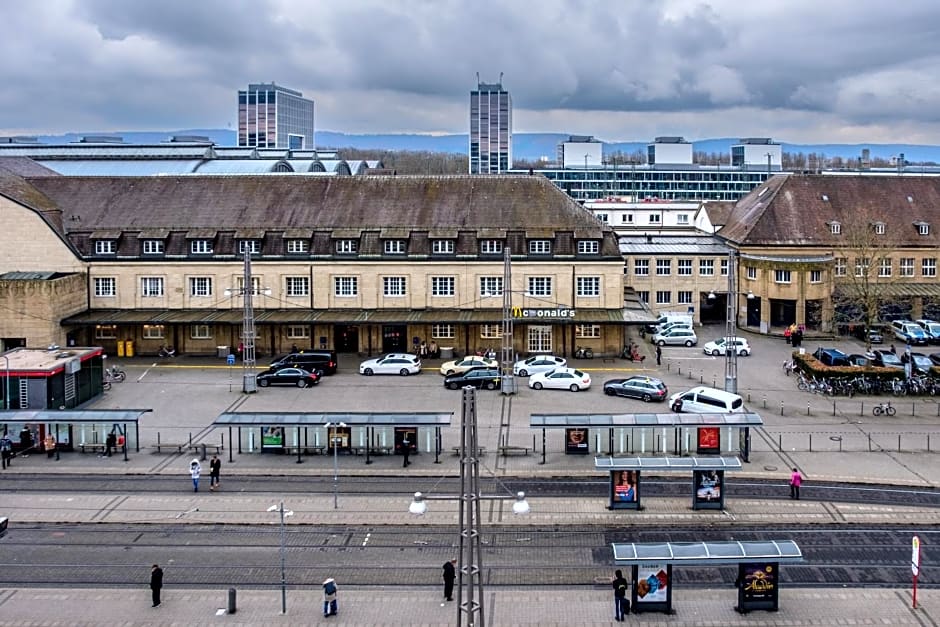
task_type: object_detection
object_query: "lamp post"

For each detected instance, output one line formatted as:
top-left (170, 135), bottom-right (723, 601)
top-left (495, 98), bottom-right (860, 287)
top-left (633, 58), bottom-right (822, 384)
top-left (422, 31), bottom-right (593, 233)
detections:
top-left (725, 249), bottom-right (738, 394)
top-left (266, 501), bottom-right (293, 614)
top-left (224, 250), bottom-right (271, 394)
top-left (325, 421), bottom-right (346, 509)
top-left (1, 354), bottom-right (9, 410)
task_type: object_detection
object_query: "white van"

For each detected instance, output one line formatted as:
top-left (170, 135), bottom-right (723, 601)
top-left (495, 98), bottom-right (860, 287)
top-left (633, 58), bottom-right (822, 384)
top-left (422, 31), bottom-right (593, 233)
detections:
top-left (655, 312), bottom-right (693, 328)
top-left (668, 386), bottom-right (745, 414)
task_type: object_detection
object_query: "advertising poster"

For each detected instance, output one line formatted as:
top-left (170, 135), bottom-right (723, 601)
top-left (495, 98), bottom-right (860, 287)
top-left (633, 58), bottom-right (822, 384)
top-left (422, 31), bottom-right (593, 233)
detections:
top-left (696, 426), bottom-right (720, 454)
top-left (740, 562), bottom-right (777, 605)
top-left (328, 425), bottom-right (351, 449)
top-left (635, 564), bottom-right (669, 604)
top-left (394, 427), bottom-right (416, 454)
top-left (261, 426), bottom-right (284, 448)
top-left (693, 470), bottom-right (722, 505)
top-left (565, 428), bottom-right (589, 454)
top-left (610, 470), bottom-right (639, 509)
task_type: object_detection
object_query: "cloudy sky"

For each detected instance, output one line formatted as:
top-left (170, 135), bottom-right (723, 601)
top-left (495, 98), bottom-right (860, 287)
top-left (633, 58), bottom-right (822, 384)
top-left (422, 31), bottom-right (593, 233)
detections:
top-left (2, 0), bottom-right (939, 143)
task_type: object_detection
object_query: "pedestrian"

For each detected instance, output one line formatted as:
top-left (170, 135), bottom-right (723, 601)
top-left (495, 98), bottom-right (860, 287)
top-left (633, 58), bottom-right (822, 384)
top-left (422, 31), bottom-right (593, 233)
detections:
top-left (290, 343), bottom-right (299, 354)
top-left (44, 433), bottom-right (56, 458)
top-left (322, 577), bottom-right (338, 617)
top-left (612, 568), bottom-right (629, 621)
top-left (150, 564), bottom-right (163, 607)
top-left (789, 467), bottom-right (803, 499)
top-left (784, 325), bottom-right (791, 344)
top-left (189, 458), bottom-right (202, 492)
top-left (19, 426), bottom-right (32, 457)
top-left (655, 344), bottom-right (662, 366)
top-left (442, 558), bottom-right (456, 601)
top-left (0, 431), bottom-right (12, 469)
top-left (106, 431), bottom-right (117, 457)
top-left (401, 435), bottom-right (411, 468)
top-left (889, 344), bottom-right (897, 355)
top-left (209, 455), bottom-right (221, 491)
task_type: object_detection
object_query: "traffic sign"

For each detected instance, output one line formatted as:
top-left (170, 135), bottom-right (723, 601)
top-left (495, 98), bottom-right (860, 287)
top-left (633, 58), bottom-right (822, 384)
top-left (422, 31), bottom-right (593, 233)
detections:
top-left (912, 536), bottom-right (921, 576)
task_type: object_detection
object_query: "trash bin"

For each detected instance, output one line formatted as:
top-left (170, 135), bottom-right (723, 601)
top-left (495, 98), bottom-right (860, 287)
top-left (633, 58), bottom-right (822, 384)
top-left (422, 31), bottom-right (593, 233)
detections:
top-left (116, 340), bottom-right (125, 358)
top-left (217, 345), bottom-right (229, 359)
top-left (440, 347), bottom-right (454, 360)
top-left (125, 341), bottom-right (134, 357)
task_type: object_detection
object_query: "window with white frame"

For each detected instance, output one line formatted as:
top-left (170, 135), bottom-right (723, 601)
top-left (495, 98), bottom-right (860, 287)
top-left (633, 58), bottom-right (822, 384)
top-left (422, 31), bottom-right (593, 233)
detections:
top-left (479, 276), bottom-right (502, 297)
top-left (923, 258), bottom-right (937, 277)
top-left (527, 276), bottom-right (552, 296)
top-left (95, 325), bottom-right (117, 340)
top-left (677, 214), bottom-right (690, 225)
top-left (529, 240), bottom-right (552, 254)
top-left (190, 239), bottom-right (213, 254)
top-left (576, 276), bottom-right (600, 297)
top-left (855, 258), bottom-right (870, 277)
top-left (236, 276), bottom-right (262, 295)
top-left (677, 259), bottom-right (692, 275)
top-left (677, 290), bottom-right (693, 304)
top-left (431, 276), bottom-right (455, 297)
top-left (810, 270), bottom-right (822, 283)
top-left (142, 240), bottom-right (164, 255)
top-left (879, 259), bottom-right (892, 277)
top-left (480, 239), bottom-right (503, 254)
top-left (577, 240), bottom-right (599, 254)
top-left (634, 259), bottom-right (649, 276)
top-left (636, 290), bottom-right (649, 303)
top-left (384, 240), bottom-right (406, 254)
top-left (746, 266), bottom-right (757, 280)
top-left (431, 324), bottom-right (454, 339)
top-left (190, 324), bottom-right (211, 339)
top-left (94, 277), bottom-right (116, 297)
top-left (829, 221), bottom-right (841, 235)
top-left (835, 258), bottom-right (847, 276)
top-left (918, 222), bottom-right (931, 236)
top-left (596, 213), bottom-right (609, 224)
top-left (432, 239), bottom-right (454, 254)
top-left (334, 276), bottom-right (358, 296)
top-left (141, 277), bottom-right (164, 297)
top-left (528, 326), bottom-right (552, 353)
top-left (699, 259), bottom-right (714, 276)
top-left (480, 324), bottom-right (501, 339)
top-left (872, 222), bottom-right (886, 235)
top-left (143, 324), bottom-right (165, 339)
top-left (95, 240), bottom-right (116, 255)
top-left (900, 258), bottom-right (915, 277)
top-left (774, 269), bottom-right (792, 283)
top-left (383, 276), bottom-right (407, 296)
top-left (287, 325), bottom-right (310, 339)
top-left (648, 214), bottom-right (661, 224)
top-left (336, 239), bottom-right (358, 254)
top-left (286, 239), bottom-right (309, 253)
top-left (622, 213), bottom-right (633, 224)
top-left (720, 258), bottom-right (729, 276)
top-left (286, 276), bottom-right (309, 297)
top-left (189, 276), bottom-right (212, 297)
top-left (656, 259), bottom-right (671, 276)
top-left (655, 290), bottom-right (671, 304)
top-left (238, 240), bottom-right (261, 255)
top-left (576, 324), bottom-right (600, 338)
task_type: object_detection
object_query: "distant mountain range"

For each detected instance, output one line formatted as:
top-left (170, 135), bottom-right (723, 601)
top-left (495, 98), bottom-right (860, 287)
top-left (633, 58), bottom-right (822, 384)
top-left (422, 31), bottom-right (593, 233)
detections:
top-left (29, 129), bottom-right (940, 163)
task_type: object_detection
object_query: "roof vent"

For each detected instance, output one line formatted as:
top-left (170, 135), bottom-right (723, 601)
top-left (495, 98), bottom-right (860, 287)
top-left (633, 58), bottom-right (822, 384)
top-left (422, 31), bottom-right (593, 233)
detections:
top-left (821, 194), bottom-right (829, 202)
top-left (907, 195), bottom-right (914, 203)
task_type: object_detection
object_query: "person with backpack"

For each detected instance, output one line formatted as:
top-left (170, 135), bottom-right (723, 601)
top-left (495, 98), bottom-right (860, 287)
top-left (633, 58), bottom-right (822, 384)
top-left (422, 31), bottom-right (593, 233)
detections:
top-left (0, 431), bottom-right (12, 468)
top-left (322, 578), bottom-right (338, 617)
top-left (612, 569), bottom-right (629, 621)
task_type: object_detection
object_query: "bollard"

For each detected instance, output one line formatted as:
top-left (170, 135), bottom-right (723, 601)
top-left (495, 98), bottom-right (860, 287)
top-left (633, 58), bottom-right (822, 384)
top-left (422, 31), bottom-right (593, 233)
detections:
top-left (860, 402), bottom-right (864, 417)
top-left (677, 365), bottom-right (681, 375)
top-left (747, 392), bottom-right (751, 403)
top-left (763, 396), bottom-right (767, 409)
top-left (228, 588), bottom-right (237, 614)
top-left (929, 434), bottom-right (932, 453)
top-left (712, 376), bottom-right (717, 388)
top-left (667, 362), bottom-right (671, 372)
top-left (899, 434), bottom-right (902, 453)
top-left (806, 403), bottom-right (810, 416)
top-left (833, 401), bottom-right (836, 416)
top-left (200, 443), bottom-right (207, 461)
top-left (778, 434), bottom-right (782, 451)
top-left (868, 433), bottom-right (872, 452)
top-left (913, 402), bottom-right (916, 417)
top-left (688, 368), bottom-right (693, 380)
top-left (809, 433), bottom-right (813, 452)
top-left (780, 400), bottom-right (784, 416)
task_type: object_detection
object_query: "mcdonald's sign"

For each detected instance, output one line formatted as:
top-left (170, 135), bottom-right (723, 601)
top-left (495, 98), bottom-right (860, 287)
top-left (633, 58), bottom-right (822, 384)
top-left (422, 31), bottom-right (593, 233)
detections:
top-left (511, 307), bottom-right (576, 319)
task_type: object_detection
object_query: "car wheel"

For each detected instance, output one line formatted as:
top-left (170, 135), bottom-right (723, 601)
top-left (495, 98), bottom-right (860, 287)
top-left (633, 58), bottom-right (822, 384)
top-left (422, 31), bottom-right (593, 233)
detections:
top-left (657, 340), bottom-right (666, 346)
top-left (642, 393), bottom-right (651, 402)
top-left (399, 368), bottom-right (410, 376)
top-left (447, 382), bottom-right (460, 390)
top-left (570, 384), bottom-right (580, 392)
top-left (518, 369), bottom-right (528, 377)
top-left (297, 380), bottom-right (307, 388)
top-left (485, 381), bottom-right (496, 390)
top-left (363, 368), bottom-right (374, 376)
top-left (685, 340), bottom-right (694, 347)
top-left (711, 349), bottom-right (721, 356)
top-left (740, 349), bottom-right (749, 356)
top-left (605, 387), bottom-right (616, 396)
top-left (258, 379), bottom-right (269, 387)
top-left (533, 382), bottom-right (543, 390)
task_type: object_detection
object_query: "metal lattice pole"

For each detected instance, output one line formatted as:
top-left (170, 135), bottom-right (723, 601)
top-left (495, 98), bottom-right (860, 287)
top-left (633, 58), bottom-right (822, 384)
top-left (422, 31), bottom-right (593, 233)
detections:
top-left (457, 387), bottom-right (484, 626)
top-left (241, 250), bottom-right (258, 393)
top-left (500, 247), bottom-right (515, 394)
top-left (724, 250), bottom-right (738, 394)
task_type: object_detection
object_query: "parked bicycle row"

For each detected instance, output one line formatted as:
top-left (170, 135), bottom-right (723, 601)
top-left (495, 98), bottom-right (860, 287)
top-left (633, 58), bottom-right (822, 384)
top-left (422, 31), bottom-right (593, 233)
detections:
top-left (792, 370), bottom-right (940, 397)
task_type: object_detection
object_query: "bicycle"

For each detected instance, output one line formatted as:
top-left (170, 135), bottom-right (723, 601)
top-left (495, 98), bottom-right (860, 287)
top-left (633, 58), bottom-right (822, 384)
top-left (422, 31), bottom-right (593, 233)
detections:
top-left (101, 378), bottom-right (112, 391)
top-left (872, 401), bottom-right (896, 416)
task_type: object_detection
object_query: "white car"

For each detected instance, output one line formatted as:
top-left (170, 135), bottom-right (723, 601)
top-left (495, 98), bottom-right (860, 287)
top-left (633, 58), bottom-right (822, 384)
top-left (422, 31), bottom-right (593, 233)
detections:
top-left (513, 355), bottom-right (566, 377)
top-left (359, 353), bottom-right (421, 376)
top-left (439, 356), bottom-right (498, 376)
top-left (528, 367), bottom-right (591, 392)
top-left (702, 337), bottom-right (751, 357)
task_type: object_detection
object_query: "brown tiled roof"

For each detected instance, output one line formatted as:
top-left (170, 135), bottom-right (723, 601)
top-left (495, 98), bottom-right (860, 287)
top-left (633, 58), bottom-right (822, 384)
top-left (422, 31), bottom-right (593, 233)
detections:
top-left (721, 174), bottom-right (940, 246)
top-left (700, 200), bottom-right (735, 226)
top-left (0, 157), bottom-right (60, 178)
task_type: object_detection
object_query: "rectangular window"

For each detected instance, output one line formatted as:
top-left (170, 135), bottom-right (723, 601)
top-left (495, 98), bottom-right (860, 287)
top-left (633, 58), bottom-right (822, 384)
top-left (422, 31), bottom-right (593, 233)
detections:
top-left (677, 290), bottom-right (693, 304)
top-left (774, 269), bottom-right (792, 284)
top-left (480, 239), bottom-right (503, 254)
top-left (622, 213), bottom-right (633, 224)
top-left (94, 277), bottom-right (116, 297)
top-left (236, 276), bottom-right (261, 295)
top-left (287, 325), bottom-right (310, 339)
top-left (334, 276), bottom-right (358, 296)
top-left (576, 324), bottom-right (601, 338)
top-left (648, 214), bottom-right (661, 224)
top-left (189, 277), bottom-right (212, 297)
top-left (95, 325), bottom-right (117, 340)
top-left (141, 277), bottom-right (164, 297)
top-left (637, 290), bottom-right (649, 303)
top-left (431, 324), bottom-right (455, 339)
top-left (95, 240), bottom-right (116, 255)
top-left (285, 276), bottom-right (309, 297)
top-left (191, 239), bottom-right (213, 254)
top-left (383, 276), bottom-right (407, 296)
top-left (529, 240), bottom-right (552, 254)
top-left (873, 222), bottom-right (886, 235)
top-left (479, 276), bottom-right (503, 297)
top-left (677, 259), bottom-right (693, 276)
top-left (143, 324), bottom-right (165, 339)
top-left (720, 258), bottom-right (729, 276)
top-left (527, 276), bottom-right (552, 296)
top-left (238, 240), bottom-right (261, 255)
top-left (384, 240), bottom-right (406, 254)
top-left (835, 258), bottom-right (847, 276)
top-left (656, 259), bottom-right (671, 276)
top-left (829, 222), bottom-right (841, 234)
top-left (336, 239), bottom-right (358, 254)
top-left (699, 259), bottom-right (715, 276)
top-left (634, 259), bottom-right (649, 276)
top-left (655, 290), bottom-right (671, 304)
top-left (596, 213), bottom-right (609, 224)
top-left (900, 258), bottom-right (915, 277)
top-left (577, 240), bottom-right (599, 254)
top-left (923, 258), bottom-right (937, 277)
top-left (286, 239), bottom-right (308, 253)
top-left (676, 214), bottom-right (689, 225)
top-left (576, 276), bottom-right (600, 297)
top-left (879, 259), bottom-right (892, 278)
top-left (919, 223), bottom-right (930, 236)
top-left (528, 325), bottom-right (552, 353)
top-left (746, 266), bottom-right (757, 280)
top-left (431, 240), bottom-right (454, 254)
top-left (855, 258), bottom-right (870, 277)
top-left (810, 270), bottom-right (822, 283)
top-left (142, 240), bottom-right (164, 255)
top-left (480, 324), bottom-right (502, 339)
top-left (190, 324), bottom-right (211, 339)
top-left (431, 276), bottom-right (455, 297)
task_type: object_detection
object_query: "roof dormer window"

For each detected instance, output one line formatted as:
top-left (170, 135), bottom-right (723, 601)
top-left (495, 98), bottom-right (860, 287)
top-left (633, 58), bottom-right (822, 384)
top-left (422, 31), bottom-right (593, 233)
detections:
top-left (915, 221), bottom-right (930, 236)
top-left (238, 240), bottom-right (261, 255)
top-left (529, 239), bottom-right (552, 255)
top-left (828, 221), bottom-right (841, 235)
top-left (871, 221), bottom-right (885, 235)
top-left (94, 240), bottom-right (116, 255)
top-left (384, 239), bottom-right (406, 254)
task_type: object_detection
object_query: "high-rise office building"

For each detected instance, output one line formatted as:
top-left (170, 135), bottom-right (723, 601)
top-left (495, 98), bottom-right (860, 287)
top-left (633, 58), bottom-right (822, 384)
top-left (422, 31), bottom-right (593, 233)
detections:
top-left (237, 83), bottom-right (315, 149)
top-left (469, 77), bottom-right (512, 174)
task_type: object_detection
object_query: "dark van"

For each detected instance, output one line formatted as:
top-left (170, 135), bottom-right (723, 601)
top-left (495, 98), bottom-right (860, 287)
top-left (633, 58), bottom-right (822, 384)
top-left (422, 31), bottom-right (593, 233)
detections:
top-left (270, 350), bottom-right (338, 375)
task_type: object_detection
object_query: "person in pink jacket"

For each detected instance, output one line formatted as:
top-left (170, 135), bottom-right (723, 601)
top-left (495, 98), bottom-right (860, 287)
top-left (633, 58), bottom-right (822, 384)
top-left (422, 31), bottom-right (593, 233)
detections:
top-left (789, 468), bottom-right (803, 499)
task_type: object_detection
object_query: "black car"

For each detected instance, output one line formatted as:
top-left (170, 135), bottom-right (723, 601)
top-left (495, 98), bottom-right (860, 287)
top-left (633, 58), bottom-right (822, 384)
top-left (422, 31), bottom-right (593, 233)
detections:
top-left (603, 376), bottom-right (668, 402)
top-left (443, 367), bottom-right (502, 390)
top-left (256, 367), bottom-right (322, 388)
top-left (902, 352), bottom-right (935, 374)
top-left (270, 350), bottom-right (338, 375)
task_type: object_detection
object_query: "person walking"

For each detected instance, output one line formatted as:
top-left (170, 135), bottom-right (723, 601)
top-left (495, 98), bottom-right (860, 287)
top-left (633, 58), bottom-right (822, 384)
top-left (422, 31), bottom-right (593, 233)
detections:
top-left (44, 433), bottom-right (56, 459)
top-left (322, 577), bottom-right (338, 617)
top-left (19, 426), bottom-right (32, 457)
top-left (442, 558), bottom-right (456, 601)
top-left (0, 431), bottom-right (12, 469)
top-left (655, 344), bottom-right (662, 366)
top-left (612, 568), bottom-right (629, 621)
top-left (209, 455), bottom-right (221, 491)
top-left (789, 467), bottom-right (803, 499)
top-left (401, 435), bottom-right (411, 468)
top-left (150, 564), bottom-right (163, 607)
top-left (189, 459), bottom-right (202, 492)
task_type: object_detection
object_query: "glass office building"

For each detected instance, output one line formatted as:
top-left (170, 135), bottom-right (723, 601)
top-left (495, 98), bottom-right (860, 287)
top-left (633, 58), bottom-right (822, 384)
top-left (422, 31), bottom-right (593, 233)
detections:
top-left (238, 83), bottom-right (315, 149)
top-left (470, 79), bottom-right (512, 174)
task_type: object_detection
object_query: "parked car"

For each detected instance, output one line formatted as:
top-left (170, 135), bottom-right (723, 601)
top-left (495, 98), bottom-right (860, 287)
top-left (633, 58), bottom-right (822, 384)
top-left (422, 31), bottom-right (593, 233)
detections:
top-left (845, 353), bottom-right (871, 367)
top-left (902, 352), bottom-right (935, 374)
top-left (654, 321), bottom-right (693, 335)
top-left (256, 367), bottom-right (322, 388)
top-left (439, 356), bottom-right (498, 376)
top-left (512, 355), bottom-right (566, 377)
top-left (668, 386), bottom-right (745, 413)
top-left (852, 325), bottom-right (884, 344)
top-left (868, 349), bottom-right (904, 370)
top-left (915, 319), bottom-right (940, 344)
top-left (891, 320), bottom-right (929, 346)
top-left (528, 367), bottom-right (591, 392)
top-left (652, 328), bottom-right (698, 347)
top-left (812, 347), bottom-right (850, 367)
top-left (929, 352), bottom-right (940, 367)
top-left (603, 376), bottom-right (668, 402)
top-left (358, 353), bottom-right (421, 376)
top-left (270, 350), bottom-right (338, 375)
top-left (443, 367), bottom-right (502, 390)
top-left (702, 337), bottom-right (751, 356)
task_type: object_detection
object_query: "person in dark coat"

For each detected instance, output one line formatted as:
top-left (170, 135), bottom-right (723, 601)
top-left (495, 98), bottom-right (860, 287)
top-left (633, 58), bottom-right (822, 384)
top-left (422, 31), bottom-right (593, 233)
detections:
top-left (612, 569), bottom-right (629, 621)
top-left (401, 436), bottom-right (411, 468)
top-left (655, 344), bottom-right (662, 366)
top-left (442, 558), bottom-right (456, 601)
top-left (209, 455), bottom-right (222, 491)
top-left (150, 564), bottom-right (163, 607)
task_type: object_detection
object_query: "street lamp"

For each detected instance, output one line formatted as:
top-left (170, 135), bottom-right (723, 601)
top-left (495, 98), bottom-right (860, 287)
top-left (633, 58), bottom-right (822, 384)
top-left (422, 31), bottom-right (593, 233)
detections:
top-left (325, 421), bottom-right (346, 509)
top-left (725, 250), bottom-right (738, 394)
top-left (224, 250), bottom-right (271, 394)
top-left (266, 501), bottom-right (293, 614)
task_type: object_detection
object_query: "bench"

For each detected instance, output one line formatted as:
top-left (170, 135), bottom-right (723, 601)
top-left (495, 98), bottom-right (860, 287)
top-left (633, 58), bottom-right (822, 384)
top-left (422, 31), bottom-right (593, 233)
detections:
top-left (451, 446), bottom-right (487, 456)
top-left (498, 445), bottom-right (532, 456)
top-left (284, 446), bottom-right (326, 455)
top-left (79, 443), bottom-right (108, 454)
top-left (189, 443), bottom-right (224, 455)
top-left (150, 443), bottom-right (187, 453)
top-left (350, 446), bottom-right (394, 456)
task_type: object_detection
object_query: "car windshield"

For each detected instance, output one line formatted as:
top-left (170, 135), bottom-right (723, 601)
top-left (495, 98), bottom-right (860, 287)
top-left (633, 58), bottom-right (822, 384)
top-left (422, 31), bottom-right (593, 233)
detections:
top-left (881, 353), bottom-right (902, 365)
